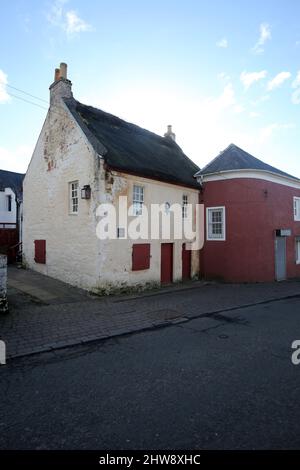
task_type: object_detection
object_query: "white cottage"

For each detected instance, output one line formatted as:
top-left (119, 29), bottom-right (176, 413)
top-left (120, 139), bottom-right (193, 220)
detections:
top-left (0, 170), bottom-right (24, 230)
top-left (23, 63), bottom-right (200, 293)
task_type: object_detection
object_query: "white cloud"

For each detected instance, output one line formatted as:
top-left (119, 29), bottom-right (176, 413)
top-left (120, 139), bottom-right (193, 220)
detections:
top-left (240, 70), bottom-right (267, 90)
top-left (292, 71), bottom-right (300, 88)
top-left (47, 0), bottom-right (93, 36)
top-left (218, 72), bottom-right (231, 81)
top-left (249, 111), bottom-right (260, 118)
top-left (0, 70), bottom-right (10, 103)
top-left (216, 38), bottom-right (228, 48)
top-left (267, 72), bottom-right (291, 91)
top-left (292, 88), bottom-right (300, 105)
top-left (260, 122), bottom-right (295, 142)
top-left (251, 94), bottom-right (270, 106)
top-left (234, 104), bottom-right (244, 114)
top-left (0, 145), bottom-right (32, 173)
top-left (209, 83), bottom-right (236, 112)
top-left (47, 0), bottom-right (66, 26)
top-left (65, 10), bottom-right (92, 34)
top-left (252, 23), bottom-right (271, 54)
top-left (291, 71), bottom-right (300, 104)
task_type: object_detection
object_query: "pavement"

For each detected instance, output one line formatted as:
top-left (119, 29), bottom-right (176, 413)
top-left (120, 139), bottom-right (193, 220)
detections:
top-left (0, 266), bottom-right (300, 360)
top-left (1, 296), bottom-right (300, 449)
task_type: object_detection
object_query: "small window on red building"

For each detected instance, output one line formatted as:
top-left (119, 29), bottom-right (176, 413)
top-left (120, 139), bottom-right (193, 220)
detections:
top-left (34, 240), bottom-right (46, 264)
top-left (132, 243), bottom-right (150, 271)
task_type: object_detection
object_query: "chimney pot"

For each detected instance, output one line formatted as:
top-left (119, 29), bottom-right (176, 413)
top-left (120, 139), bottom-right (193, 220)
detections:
top-left (60, 62), bottom-right (67, 79)
top-left (50, 62), bottom-right (72, 105)
top-left (54, 68), bottom-right (60, 82)
top-left (164, 124), bottom-right (176, 142)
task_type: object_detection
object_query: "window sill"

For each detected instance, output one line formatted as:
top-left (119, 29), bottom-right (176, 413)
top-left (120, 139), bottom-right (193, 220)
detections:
top-left (206, 238), bottom-right (226, 242)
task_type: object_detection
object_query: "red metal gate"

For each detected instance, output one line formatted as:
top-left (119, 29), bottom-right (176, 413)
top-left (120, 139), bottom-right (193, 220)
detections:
top-left (161, 243), bottom-right (173, 284)
top-left (182, 243), bottom-right (191, 280)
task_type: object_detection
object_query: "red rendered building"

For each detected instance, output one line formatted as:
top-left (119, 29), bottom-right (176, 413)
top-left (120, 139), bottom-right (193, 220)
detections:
top-left (195, 144), bottom-right (300, 282)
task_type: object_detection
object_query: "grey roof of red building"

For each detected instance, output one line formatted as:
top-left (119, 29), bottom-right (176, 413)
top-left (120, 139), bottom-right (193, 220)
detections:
top-left (64, 98), bottom-right (200, 189)
top-left (195, 143), bottom-right (299, 181)
top-left (0, 169), bottom-right (25, 200)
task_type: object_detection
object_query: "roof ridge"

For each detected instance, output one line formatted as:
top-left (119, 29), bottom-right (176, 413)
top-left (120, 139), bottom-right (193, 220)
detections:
top-left (74, 99), bottom-right (177, 145)
top-left (196, 143), bottom-right (235, 175)
top-left (64, 98), bottom-right (200, 189)
top-left (195, 143), bottom-right (299, 181)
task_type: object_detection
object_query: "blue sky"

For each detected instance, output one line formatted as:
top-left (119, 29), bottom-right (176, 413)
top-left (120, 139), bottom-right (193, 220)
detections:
top-left (0, 0), bottom-right (299, 176)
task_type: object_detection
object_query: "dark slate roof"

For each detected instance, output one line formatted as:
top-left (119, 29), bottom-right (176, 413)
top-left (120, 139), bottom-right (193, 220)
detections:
top-left (195, 143), bottom-right (299, 181)
top-left (64, 98), bottom-right (200, 189)
top-left (0, 169), bottom-right (25, 200)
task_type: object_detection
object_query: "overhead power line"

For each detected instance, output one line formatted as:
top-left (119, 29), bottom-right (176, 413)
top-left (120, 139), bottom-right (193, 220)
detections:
top-left (6, 84), bottom-right (49, 104)
top-left (7, 92), bottom-right (48, 111)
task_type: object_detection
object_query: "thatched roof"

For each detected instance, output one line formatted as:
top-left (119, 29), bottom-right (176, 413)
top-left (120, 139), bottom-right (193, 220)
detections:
top-left (65, 98), bottom-right (199, 189)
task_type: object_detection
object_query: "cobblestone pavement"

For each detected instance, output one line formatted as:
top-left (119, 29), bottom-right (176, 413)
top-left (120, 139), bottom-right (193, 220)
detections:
top-left (0, 266), bottom-right (300, 360)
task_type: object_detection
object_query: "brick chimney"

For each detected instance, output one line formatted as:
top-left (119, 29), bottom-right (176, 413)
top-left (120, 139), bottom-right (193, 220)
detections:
top-left (164, 125), bottom-right (176, 142)
top-left (49, 62), bottom-right (73, 105)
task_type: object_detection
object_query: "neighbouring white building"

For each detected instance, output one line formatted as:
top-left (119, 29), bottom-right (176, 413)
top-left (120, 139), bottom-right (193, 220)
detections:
top-left (0, 170), bottom-right (24, 230)
top-left (0, 170), bottom-right (24, 263)
top-left (23, 63), bottom-right (201, 293)
top-left (0, 187), bottom-right (16, 228)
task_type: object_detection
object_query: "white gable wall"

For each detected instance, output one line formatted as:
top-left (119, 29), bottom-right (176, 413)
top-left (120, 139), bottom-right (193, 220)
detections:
top-left (23, 99), bottom-right (102, 290)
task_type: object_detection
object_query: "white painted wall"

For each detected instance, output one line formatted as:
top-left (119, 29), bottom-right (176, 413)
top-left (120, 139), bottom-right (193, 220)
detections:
top-left (96, 171), bottom-right (200, 293)
top-left (0, 188), bottom-right (17, 227)
top-left (23, 82), bottom-right (101, 290)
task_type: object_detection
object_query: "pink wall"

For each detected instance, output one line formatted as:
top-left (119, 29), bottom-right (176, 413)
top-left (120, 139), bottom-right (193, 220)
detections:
top-left (201, 178), bottom-right (300, 282)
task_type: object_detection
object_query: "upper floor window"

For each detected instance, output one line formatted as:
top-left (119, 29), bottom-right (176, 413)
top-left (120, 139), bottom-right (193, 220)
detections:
top-left (133, 185), bottom-right (144, 216)
top-left (294, 197), bottom-right (300, 221)
top-left (69, 181), bottom-right (79, 214)
top-left (182, 194), bottom-right (188, 218)
top-left (207, 206), bottom-right (226, 241)
top-left (6, 195), bottom-right (12, 212)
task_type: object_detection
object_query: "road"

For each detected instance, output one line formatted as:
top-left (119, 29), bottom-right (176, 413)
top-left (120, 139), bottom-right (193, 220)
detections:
top-left (1, 297), bottom-right (300, 449)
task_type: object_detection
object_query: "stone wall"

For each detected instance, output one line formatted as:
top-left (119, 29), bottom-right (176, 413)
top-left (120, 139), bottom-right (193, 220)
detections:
top-left (0, 255), bottom-right (8, 313)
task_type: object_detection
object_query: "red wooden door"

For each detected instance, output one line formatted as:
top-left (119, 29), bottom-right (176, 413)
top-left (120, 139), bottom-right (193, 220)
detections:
top-left (182, 243), bottom-right (191, 280)
top-left (161, 243), bottom-right (173, 284)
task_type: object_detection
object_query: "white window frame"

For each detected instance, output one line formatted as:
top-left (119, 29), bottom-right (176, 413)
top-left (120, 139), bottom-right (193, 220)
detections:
top-left (69, 181), bottom-right (79, 215)
top-left (133, 185), bottom-right (144, 216)
top-left (182, 194), bottom-right (188, 219)
top-left (294, 197), bottom-right (300, 221)
top-left (206, 206), bottom-right (226, 241)
top-left (296, 237), bottom-right (300, 264)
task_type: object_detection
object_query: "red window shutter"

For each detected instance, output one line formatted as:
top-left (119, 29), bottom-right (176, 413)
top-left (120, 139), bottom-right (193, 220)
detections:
top-left (34, 240), bottom-right (46, 264)
top-left (132, 244), bottom-right (150, 271)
